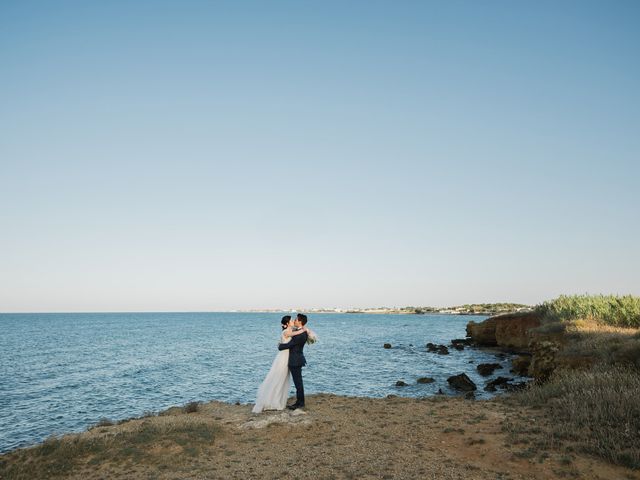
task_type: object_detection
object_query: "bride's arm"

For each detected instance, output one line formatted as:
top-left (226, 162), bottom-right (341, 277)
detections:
top-left (282, 326), bottom-right (308, 338)
top-left (282, 326), bottom-right (294, 338)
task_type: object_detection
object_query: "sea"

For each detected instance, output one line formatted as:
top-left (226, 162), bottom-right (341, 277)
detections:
top-left (0, 312), bottom-right (522, 453)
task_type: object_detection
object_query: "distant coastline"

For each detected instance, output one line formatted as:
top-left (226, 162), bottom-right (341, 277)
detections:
top-left (238, 303), bottom-right (532, 317)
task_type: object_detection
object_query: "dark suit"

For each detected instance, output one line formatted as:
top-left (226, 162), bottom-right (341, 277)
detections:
top-left (278, 331), bottom-right (307, 406)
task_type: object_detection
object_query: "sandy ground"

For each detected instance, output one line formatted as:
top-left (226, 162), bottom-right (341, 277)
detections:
top-left (2, 394), bottom-right (638, 480)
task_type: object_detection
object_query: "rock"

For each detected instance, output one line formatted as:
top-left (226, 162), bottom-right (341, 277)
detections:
top-left (383, 343), bottom-right (392, 349)
top-left (395, 380), bottom-right (408, 387)
top-left (503, 381), bottom-right (528, 392)
top-left (426, 343), bottom-right (449, 354)
top-left (417, 377), bottom-right (435, 384)
top-left (450, 339), bottom-right (470, 351)
top-left (447, 373), bottom-right (477, 392)
top-left (484, 376), bottom-right (512, 392)
top-left (511, 355), bottom-right (532, 376)
top-left (437, 345), bottom-right (449, 355)
top-left (436, 388), bottom-right (444, 395)
top-left (495, 312), bottom-right (542, 350)
top-left (464, 391), bottom-right (476, 400)
top-left (476, 363), bottom-right (502, 376)
top-left (529, 340), bottom-right (560, 380)
top-left (466, 317), bottom-right (498, 346)
top-left (466, 311), bottom-right (542, 349)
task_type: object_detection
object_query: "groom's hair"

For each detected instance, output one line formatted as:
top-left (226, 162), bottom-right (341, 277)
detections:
top-left (296, 313), bottom-right (308, 325)
top-left (281, 315), bottom-right (292, 330)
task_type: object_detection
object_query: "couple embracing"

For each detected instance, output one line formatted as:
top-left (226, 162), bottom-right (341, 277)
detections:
top-left (252, 313), bottom-right (317, 413)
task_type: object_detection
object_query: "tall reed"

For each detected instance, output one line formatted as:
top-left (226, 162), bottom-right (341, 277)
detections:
top-left (535, 294), bottom-right (640, 328)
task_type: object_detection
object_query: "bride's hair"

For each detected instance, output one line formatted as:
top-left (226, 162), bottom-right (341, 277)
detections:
top-left (281, 315), bottom-right (292, 330)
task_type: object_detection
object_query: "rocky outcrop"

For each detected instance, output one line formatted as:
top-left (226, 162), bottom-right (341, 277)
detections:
top-left (466, 317), bottom-right (499, 346)
top-left (495, 312), bottom-right (542, 350)
top-left (510, 355), bottom-right (532, 376)
top-left (529, 340), bottom-right (560, 380)
top-left (465, 311), bottom-right (564, 380)
top-left (447, 373), bottom-right (477, 392)
top-left (466, 311), bottom-right (542, 349)
top-left (465, 311), bottom-right (603, 381)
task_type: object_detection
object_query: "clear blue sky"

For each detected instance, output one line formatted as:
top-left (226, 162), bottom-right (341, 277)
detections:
top-left (1, 1), bottom-right (639, 312)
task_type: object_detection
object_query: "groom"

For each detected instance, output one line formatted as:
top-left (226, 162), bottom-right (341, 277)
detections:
top-left (278, 313), bottom-right (308, 410)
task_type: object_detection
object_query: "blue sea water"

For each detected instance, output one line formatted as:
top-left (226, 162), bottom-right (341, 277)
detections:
top-left (0, 312), bottom-right (520, 453)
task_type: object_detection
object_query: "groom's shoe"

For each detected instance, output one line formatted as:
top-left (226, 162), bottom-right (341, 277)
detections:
top-left (287, 403), bottom-right (304, 410)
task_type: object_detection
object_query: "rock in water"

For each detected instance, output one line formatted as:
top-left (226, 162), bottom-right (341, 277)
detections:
top-left (417, 377), bottom-right (435, 384)
top-left (484, 376), bottom-right (512, 392)
top-left (447, 373), bottom-right (477, 392)
top-left (476, 363), bottom-right (502, 376)
top-left (427, 343), bottom-right (450, 354)
top-left (395, 380), bottom-right (408, 387)
top-left (451, 338), bottom-right (472, 347)
top-left (383, 343), bottom-right (392, 349)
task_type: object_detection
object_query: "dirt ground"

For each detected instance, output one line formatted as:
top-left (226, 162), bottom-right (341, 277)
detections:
top-left (2, 394), bottom-right (638, 480)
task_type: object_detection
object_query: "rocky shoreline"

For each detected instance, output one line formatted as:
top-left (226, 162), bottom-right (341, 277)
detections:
top-left (1, 394), bottom-right (636, 480)
top-left (465, 310), bottom-right (582, 380)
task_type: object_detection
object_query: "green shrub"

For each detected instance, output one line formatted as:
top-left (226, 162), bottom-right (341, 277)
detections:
top-left (535, 295), bottom-right (640, 328)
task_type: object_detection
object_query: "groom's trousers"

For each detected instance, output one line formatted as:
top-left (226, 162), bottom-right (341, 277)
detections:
top-left (290, 366), bottom-right (305, 405)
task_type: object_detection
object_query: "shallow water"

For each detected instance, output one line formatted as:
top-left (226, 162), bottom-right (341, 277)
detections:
top-left (0, 312), bottom-right (522, 452)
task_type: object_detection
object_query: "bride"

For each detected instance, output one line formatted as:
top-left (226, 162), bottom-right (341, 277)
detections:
top-left (252, 316), bottom-right (310, 413)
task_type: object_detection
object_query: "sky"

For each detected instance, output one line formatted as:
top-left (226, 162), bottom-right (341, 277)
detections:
top-left (1, 1), bottom-right (639, 312)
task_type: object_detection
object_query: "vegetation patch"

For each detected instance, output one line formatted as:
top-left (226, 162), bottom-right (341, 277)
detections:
top-left (535, 294), bottom-right (640, 329)
top-left (0, 417), bottom-right (220, 480)
top-left (511, 365), bottom-right (640, 469)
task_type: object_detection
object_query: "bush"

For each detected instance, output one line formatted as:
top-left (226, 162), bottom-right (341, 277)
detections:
top-left (535, 294), bottom-right (640, 328)
top-left (183, 402), bottom-right (199, 414)
top-left (514, 365), bottom-right (640, 469)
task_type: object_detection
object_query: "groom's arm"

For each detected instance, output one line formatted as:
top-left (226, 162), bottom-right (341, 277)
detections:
top-left (278, 333), bottom-right (307, 350)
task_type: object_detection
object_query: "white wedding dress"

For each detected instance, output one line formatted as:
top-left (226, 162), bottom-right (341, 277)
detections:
top-left (252, 332), bottom-right (291, 413)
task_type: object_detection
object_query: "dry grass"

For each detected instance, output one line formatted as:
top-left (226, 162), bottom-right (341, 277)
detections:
top-left (2, 395), bottom-right (638, 480)
top-left (558, 318), bottom-right (640, 368)
top-left (510, 365), bottom-right (640, 469)
top-left (0, 415), bottom-right (219, 480)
